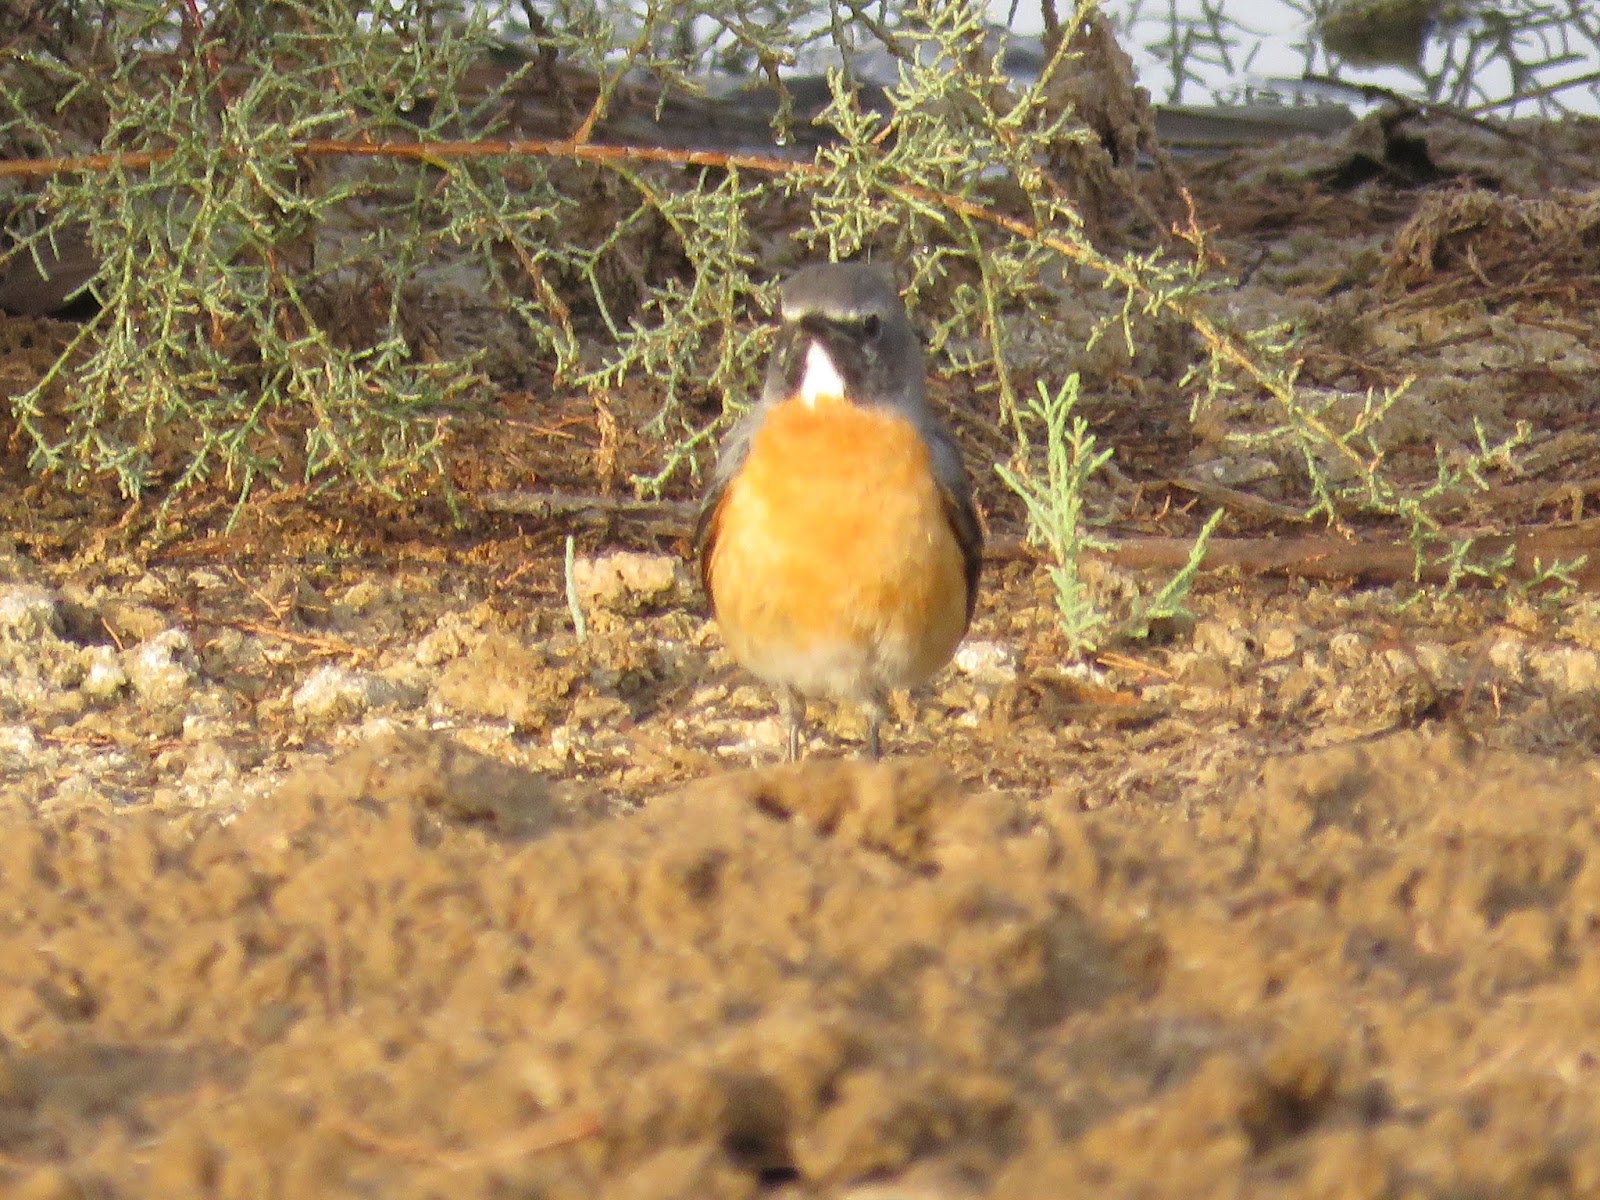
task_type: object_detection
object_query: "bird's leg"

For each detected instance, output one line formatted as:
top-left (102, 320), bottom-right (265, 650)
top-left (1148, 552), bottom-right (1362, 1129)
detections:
top-left (779, 686), bottom-right (806, 762)
top-left (862, 695), bottom-right (887, 761)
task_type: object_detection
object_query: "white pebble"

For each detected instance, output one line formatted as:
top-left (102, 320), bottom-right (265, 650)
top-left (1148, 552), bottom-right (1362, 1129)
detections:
top-left (0, 586), bottom-right (62, 641)
top-left (126, 631), bottom-right (198, 705)
top-left (952, 639), bottom-right (1019, 687)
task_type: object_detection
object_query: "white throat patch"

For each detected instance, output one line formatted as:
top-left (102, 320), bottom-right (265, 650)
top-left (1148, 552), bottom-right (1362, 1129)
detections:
top-left (798, 339), bottom-right (847, 408)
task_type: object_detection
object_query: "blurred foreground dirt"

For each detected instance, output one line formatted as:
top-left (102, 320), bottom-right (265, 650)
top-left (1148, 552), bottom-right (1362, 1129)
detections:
top-left (3, 729), bottom-right (1599, 1197)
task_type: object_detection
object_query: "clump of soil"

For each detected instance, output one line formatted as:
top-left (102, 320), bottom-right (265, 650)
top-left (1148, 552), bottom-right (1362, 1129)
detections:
top-left (1383, 187), bottom-right (1600, 295)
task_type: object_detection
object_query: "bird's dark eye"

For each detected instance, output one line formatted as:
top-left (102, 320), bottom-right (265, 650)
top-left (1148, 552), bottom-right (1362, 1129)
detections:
top-left (862, 313), bottom-right (882, 338)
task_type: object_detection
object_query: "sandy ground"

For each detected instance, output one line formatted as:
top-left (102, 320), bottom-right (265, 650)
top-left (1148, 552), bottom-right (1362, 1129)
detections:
top-left (4, 109), bottom-right (1600, 1196)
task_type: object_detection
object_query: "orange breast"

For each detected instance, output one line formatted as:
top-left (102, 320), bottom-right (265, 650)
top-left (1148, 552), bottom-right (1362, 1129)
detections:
top-left (707, 397), bottom-right (970, 703)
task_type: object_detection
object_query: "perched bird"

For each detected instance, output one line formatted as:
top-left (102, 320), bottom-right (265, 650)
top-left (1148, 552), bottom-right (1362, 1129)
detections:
top-left (695, 262), bottom-right (982, 760)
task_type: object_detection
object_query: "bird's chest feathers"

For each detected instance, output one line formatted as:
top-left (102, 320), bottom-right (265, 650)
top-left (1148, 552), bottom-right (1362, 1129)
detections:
top-left (709, 395), bottom-right (968, 693)
top-left (734, 398), bottom-right (942, 526)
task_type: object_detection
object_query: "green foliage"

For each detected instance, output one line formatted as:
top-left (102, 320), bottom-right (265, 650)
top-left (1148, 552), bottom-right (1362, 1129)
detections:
top-left (995, 377), bottom-right (1115, 653)
top-left (0, 0), bottom-right (1550, 599)
top-left (997, 376), bottom-right (1222, 654)
top-left (1129, 506), bottom-right (1225, 636)
top-left (4, 0), bottom-right (1167, 512)
top-left (4, 0), bottom-right (572, 504)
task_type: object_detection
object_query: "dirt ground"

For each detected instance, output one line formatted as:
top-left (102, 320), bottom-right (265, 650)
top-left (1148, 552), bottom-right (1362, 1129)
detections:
top-left (5, 109), bottom-right (1600, 1197)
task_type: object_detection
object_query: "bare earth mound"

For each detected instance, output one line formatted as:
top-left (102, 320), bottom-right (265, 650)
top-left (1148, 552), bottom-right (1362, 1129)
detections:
top-left (1, 728), bottom-right (1597, 1197)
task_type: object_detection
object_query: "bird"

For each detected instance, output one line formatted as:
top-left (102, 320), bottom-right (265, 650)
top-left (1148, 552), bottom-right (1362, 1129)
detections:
top-left (695, 262), bottom-right (982, 761)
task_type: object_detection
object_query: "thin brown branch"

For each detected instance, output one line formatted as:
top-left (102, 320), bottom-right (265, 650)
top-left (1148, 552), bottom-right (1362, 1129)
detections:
top-left (158, 0), bottom-right (217, 92)
top-left (1164, 476), bottom-right (1311, 524)
top-left (0, 136), bottom-right (828, 183)
top-left (568, 83), bottom-right (608, 146)
top-left (568, 17), bottom-right (659, 146)
top-left (480, 487), bottom-right (1600, 590)
top-left (1101, 518), bottom-right (1600, 589)
top-left (178, 610), bottom-right (372, 660)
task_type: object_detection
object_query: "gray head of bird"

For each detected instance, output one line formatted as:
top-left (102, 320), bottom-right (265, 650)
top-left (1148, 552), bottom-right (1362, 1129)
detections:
top-left (762, 262), bottom-right (926, 413)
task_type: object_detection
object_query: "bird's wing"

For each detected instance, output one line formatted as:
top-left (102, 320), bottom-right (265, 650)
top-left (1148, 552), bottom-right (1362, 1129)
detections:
top-left (926, 421), bottom-right (984, 628)
top-left (693, 409), bottom-right (763, 613)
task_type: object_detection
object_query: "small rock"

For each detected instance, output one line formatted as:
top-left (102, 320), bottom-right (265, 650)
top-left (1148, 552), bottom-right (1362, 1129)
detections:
top-left (101, 600), bottom-right (172, 645)
top-left (127, 572), bottom-right (172, 602)
top-left (79, 645), bottom-right (129, 702)
top-left (549, 724), bottom-right (574, 761)
top-left (0, 724), bottom-right (37, 759)
top-left (1327, 631), bottom-right (1369, 669)
top-left (952, 639), bottom-right (1019, 687)
top-left (1487, 635), bottom-right (1529, 680)
top-left (355, 715), bottom-right (402, 742)
top-left (379, 662), bottom-right (432, 696)
top-left (414, 612), bottom-right (482, 667)
top-left (0, 586), bottom-right (62, 641)
top-left (182, 740), bottom-right (238, 789)
top-left (1192, 618), bottom-right (1253, 668)
top-left (1190, 455), bottom-right (1280, 487)
top-left (1276, 667), bottom-right (1322, 712)
top-left (1528, 645), bottom-right (1600, 694)
top-left (572, 552), bottom-right (689, 615)
top-left (182, 707), bottom-right (234, 741)
top-left (125, 631), bottom-right (199, 706)
top-left (688, 683), bottom-right (730, 709)
top-left (1415, 642), bottom-right (1461, 683)
top-left (188, 568), bottom-right (232, 592)
top-left (291, 664), bottom-right (410, 724)
top-left (340, 581), bottom-right (387, 613)
top-left (199, 626), bottom-right (265, 677)
top-left (0, 665), bottom-right (52, 713)
top-left (1257, 621), bottom-right (1303, 662)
